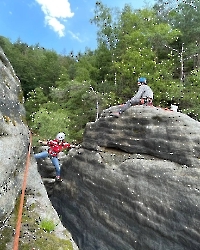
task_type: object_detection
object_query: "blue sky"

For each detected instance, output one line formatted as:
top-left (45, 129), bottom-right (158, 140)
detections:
top-left (0, 0), bottom-right (155, 55)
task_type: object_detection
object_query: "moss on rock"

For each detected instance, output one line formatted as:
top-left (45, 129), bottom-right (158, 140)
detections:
top-left (0, 194), bottom-right (73, 250)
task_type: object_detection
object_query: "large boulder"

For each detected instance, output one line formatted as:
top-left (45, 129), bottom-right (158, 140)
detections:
top-left (41, 105), bottom-right (200, 250)
top-left (83, 105), bottom-right (200, 167)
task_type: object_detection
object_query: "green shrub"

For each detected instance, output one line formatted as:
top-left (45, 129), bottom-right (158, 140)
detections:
top-left (40, 219), bottom-right (56, 232)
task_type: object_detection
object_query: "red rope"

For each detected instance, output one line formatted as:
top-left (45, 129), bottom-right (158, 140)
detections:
top-left (13, 131), bottom-right (32, 250)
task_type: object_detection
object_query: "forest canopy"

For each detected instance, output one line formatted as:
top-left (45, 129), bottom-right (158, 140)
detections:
top-left (0, 0), bottom-right (200, 144)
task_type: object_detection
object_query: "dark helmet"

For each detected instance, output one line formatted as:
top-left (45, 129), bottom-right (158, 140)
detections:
top-left (138, 77), bottom-right (147, 84)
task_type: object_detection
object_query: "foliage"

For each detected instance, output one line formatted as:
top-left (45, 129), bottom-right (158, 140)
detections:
top-left (0, 37), bottom-right (62, 97)
top-left (177, 69), bottom-right (200, 119)
top-left (51, 80), bottom-right (98, 142)
top-left (25, 87), bottom-right (48, 123)
top-left (40, 219), bottom-right (56, 232)
top-left (0, 0), bottom-right (200, 143)
top-left (29, 78), bottom-right (113, 143)
top-left (30, 107), bottom-right (70, 141)
top-left (154, 0), bottom-right (200, 72)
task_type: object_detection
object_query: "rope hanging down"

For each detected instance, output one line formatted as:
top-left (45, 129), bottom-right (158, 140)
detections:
top-left (13, 131), bottom-right (32, 250)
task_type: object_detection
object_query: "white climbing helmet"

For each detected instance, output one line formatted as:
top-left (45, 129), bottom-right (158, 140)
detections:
top-left (56, 132), bottom-right (65, 141)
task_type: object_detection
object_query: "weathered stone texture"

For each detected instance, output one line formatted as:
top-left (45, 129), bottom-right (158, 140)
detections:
top-left (0, 47), bottom-right (78, 250)
top-left (0, 47), bottom-right (29, 224)
top-left (42, 106), bottom-right (200, 250)
top-left (83, 106), bottom-right (200, 167)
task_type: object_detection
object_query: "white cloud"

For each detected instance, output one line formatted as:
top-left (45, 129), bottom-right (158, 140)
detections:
top-left (68, 30), bottom-right (82, 42)
top-left (35, 0), bottom-right (74, 37)
top-left (45, 16), bottom-right (66, 37)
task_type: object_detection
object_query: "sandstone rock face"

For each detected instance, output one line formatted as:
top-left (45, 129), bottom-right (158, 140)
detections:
top-left (42, 105), bottom-right (200, 250)
top-left (0, 47), bottom-right (29, 225)
top-left (83, 106), bottom-right (200, 168)
top-left (0, 47), bottom-right (78, 250)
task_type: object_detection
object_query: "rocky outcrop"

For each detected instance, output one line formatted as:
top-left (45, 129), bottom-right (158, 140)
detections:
top-left (41, 105), bottom-right (200, 250)
top-left (0, 47), bottom-right (77, 250)
top-left (0, 47), bottom-right (29, 225)
top-left (83, 106), bottom-right (200, 167)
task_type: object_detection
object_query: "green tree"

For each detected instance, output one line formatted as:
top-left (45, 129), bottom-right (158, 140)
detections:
top-left (25, 87), bottom-right (48, 123)
top-left (154, 0), bottom-right (200, 72)
top-left (90, 1), bottom-right (119, 50)
top-left (58, 80), bottom-right (96, 141)
top-left (90, 1), bottom-right (119, 91)
top-left (30, 107), bottom-right (70, 141)
top-left (55, 66), bottom-right (70, 89)
top-left (112, 6), bottom-right (181, 103)
top-left (178, 69), bottom-right (200, 120)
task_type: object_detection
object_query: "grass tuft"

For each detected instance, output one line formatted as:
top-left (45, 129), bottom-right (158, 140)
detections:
top-left (40, 219), bottom-right (56, 232)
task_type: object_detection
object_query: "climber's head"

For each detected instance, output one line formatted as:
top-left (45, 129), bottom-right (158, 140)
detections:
top-left (137, 77), bottom-right (147, 86)
top-left (56, 132), bottom-right (65, 141)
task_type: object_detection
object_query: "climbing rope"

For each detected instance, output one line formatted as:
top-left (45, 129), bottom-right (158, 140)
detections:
top-left (13, 131), bottom-right (32, 250)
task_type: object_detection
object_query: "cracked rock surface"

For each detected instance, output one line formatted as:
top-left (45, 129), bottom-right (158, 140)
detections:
top-left (40, 105), bottom-right (200, 250)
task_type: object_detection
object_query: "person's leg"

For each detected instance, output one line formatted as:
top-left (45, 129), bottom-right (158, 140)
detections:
top-left (111, 100), bottom-right (132, 117)
top-left (34, 151), bottom-right (49, 159)
top-left (111, 97), bottom-right (140, 117)
top-left (51, 157), bottom-right (60, 177)
top-left (119, 99), bottom-right (132, 113)
top-left (119, 97), bottom-right (139, 113)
